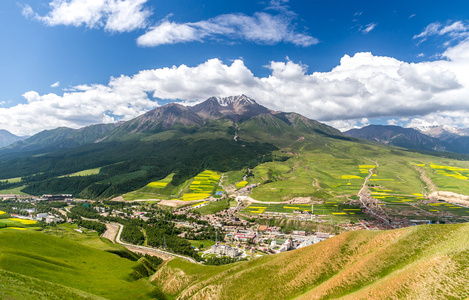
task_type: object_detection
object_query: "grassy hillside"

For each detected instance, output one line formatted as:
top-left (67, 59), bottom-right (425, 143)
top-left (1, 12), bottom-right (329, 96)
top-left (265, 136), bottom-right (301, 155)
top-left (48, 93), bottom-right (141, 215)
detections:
top-left (0, 230), bottom-right (159, 299)
top-left (152, 223), bottom-right (469, 299)
top-left (0, 269), bottom-right (102, 300)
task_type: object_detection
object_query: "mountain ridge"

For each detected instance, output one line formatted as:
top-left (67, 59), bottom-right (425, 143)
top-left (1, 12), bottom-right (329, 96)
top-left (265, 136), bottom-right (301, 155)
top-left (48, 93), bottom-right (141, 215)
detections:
top-left (344, 124), bottom-right (448, 152)
top-left (0, 129), bottom-right (26, 148)
top-left (2, 95), bottom-right (343, 156)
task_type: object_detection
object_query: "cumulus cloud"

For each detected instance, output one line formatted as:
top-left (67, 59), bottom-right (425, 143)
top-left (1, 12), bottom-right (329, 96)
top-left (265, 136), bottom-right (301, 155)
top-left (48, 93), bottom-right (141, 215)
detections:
top-left (50, 81), bottom-right (60, 88)
top-left (4, 39), bottom-right (469, 135)
top-left (23, 0), bottom-right (151, 32)
top-left (137, 5), bottom-right (317, 47)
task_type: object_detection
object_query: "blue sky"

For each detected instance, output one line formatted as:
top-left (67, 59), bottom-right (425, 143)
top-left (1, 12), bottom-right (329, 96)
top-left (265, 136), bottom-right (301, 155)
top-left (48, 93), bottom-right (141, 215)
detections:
top-left (1, 0), bottom-right (469, 135)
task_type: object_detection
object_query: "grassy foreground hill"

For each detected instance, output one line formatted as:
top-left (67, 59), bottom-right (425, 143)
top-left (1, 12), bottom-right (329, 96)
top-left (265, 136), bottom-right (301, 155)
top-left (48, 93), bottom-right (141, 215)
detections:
top-left (152, 223), bottom-right (469, 299)
top-left (0, 230), bottom-right (160, 299)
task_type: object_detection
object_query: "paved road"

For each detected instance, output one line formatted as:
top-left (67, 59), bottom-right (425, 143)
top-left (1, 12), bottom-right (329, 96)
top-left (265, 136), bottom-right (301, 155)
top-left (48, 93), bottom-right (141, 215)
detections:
top-left (112, 222), bottom-right (199, 264)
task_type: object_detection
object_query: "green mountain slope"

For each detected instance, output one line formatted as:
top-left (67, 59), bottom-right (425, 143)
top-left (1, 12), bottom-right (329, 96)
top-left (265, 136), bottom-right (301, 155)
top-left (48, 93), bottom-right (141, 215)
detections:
top-left (0, 269), bottom-right (102, 300)
top-left (0, 230), bottom-right (159, 299)
top-left (2, 95), bottom-right (469, 205)
top-left (152, 223), bottom-right (469, 299)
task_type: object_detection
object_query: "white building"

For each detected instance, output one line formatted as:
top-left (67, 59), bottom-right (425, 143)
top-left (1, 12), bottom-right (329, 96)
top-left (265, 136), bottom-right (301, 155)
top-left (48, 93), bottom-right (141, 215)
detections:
top-left (210, 243), bottom-right (241, 258)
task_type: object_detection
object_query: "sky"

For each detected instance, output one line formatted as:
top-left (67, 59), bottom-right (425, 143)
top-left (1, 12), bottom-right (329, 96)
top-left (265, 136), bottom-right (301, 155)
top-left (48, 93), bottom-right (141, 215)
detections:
top-left (1, 0), bottom-right (469, 136)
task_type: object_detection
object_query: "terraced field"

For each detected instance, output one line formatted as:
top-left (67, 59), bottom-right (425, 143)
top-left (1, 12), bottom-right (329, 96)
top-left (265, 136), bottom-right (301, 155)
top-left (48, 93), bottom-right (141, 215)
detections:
top-left (180, 170), bottom-right (221, 201)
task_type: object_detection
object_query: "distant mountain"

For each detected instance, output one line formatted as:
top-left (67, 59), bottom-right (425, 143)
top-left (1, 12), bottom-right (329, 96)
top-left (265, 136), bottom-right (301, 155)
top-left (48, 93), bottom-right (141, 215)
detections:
top-left (414, 125), bottom-right (469, 141)
top-left (0, 129), bottom-right (25, 148)
top-left (2, 123), bottom-right (119, 156)
top-left (343, 125), bottom-right (447, 152)
top-left (413, 125), bottom-right (469, 154)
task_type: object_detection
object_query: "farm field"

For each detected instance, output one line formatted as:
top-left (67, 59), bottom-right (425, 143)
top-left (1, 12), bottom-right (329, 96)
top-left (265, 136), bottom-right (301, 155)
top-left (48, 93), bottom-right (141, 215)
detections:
top-left (241, 202), bottom-right (366, 222)
top-left (188, 239), bottom-right (216, 251)
top-left (0, 215), bottom-right (40, 231)
top-left (0, 186), bottom-right (28, 195)
top-left (122, 170), bottom-right (223, 202)
top-left (60, 168), bottom-right (102, 177)
top-left (0, 177), bottom-right (21, 183)
top-left (421, 162), bottom-right (469, 195)
top-left (0, 230), bottom-right (159, 299)
top-left (122, 173), bottom-right (176, 200)
top-left (180, 170), bottom-right (221, 201)
top-left (239, 139), bottom-right (469, 208)
top-left (192, 199), bottom-right (229, 215)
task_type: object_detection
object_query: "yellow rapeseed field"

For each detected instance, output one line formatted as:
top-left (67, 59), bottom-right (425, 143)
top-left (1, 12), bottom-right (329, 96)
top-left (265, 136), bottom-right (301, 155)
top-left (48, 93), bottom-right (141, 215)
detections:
top-left (8, 218), bottom-right (36, 225)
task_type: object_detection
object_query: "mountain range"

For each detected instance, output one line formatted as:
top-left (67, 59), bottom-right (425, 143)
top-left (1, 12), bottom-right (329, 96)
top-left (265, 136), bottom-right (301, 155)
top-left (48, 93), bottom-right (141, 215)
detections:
top-left (1, 95), bottom-right (341, 157)
top-left (344, 124), bottom-right (469, 154)
top-left (0, 129), bottom-right (26, 148)
top-left (0, 95), bottom-right (349, 199)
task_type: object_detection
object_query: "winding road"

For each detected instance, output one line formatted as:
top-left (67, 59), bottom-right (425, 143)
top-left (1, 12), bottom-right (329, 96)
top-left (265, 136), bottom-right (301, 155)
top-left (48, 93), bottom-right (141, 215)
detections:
top-left (106, 222), bottom-right (199, 264)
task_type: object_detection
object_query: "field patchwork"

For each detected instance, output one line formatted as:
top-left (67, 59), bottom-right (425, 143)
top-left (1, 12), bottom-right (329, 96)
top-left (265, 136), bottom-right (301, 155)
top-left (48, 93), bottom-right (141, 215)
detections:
top-left (180, 170), bottom-right (221, 201)
top-left (241, 202), bottom-right (366, 221)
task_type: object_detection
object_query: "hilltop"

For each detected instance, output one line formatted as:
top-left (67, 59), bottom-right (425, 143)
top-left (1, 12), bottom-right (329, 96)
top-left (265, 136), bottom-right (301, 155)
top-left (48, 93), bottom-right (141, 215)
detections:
top-left (153, 223), bottom-right (469, 299)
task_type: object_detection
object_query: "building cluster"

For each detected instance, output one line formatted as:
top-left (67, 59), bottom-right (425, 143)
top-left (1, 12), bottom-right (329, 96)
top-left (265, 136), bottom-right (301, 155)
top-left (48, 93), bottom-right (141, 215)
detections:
top-left (210, 243), bottom-right (241, 257)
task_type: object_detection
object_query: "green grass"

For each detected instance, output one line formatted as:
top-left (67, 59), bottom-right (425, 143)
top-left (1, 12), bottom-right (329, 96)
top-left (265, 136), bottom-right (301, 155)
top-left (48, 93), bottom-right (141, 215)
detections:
top-left (0, 217), bottom-right (40, 231)
top-left (192, 199), bottom-right (229, 215)
top-left (0, 185), bottom-right (29, 195)
top-left (122, 173), bottom-right (184, 201)
top-left (61, 168), bottom-right (102, 177)
top-left (1, 177), bottom-right (22, 183)
top-left (0, 230), bottom-right (158, 299)
top-left (0, 269), bottom-right (102, 300)
top-left (227, 138), bottom-right (469, 223)
top-left (41, 224), bottom-right (130, 252)
top-left (241, 203), bottom-right (366, 222)
top-left (188, 239), bottom-right (215, 250)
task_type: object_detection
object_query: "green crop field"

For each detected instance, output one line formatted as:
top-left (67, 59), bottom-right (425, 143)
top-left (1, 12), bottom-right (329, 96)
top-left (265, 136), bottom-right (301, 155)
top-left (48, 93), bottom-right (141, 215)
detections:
top-left (0, 186), bottom-right (29, 195)
top-left (192, 199), bottom-right (229, 215)
top-left (241, 202), bottom-right (366, 222)
top-left (122, 173), bottom-right (177, 200)
top-left (232, 139), bottom-right (469, 210)
top-left (61, 168), bottom-right (102, 177)
top-left (180, 170), bottom-right (221, 201)
top-left (0, 229), bottom-right (159, 299)
top-left (0, 216), bottom-right (41, 231)
top-left (1, 177), bottom-right (22, 183)
top-left (188, 239), bottom-right (216, 251)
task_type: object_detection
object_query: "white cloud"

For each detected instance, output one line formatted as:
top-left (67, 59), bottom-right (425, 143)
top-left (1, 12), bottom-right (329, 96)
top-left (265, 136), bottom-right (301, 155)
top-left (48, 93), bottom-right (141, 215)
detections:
top-left (51, 81), bottom-right (60, 88)
top-left (414, 20), bottom-right (469, 44)
top-left (136, 21), bottom-right (202, 46)
top-left (137, 8), bottom-right (317, 47)
top-left (4, 39), bottom-right (469, 135)
top-left (23, 0), bottom-right (151, 32)
top-left (361, 23), bottom-right (377, 34)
